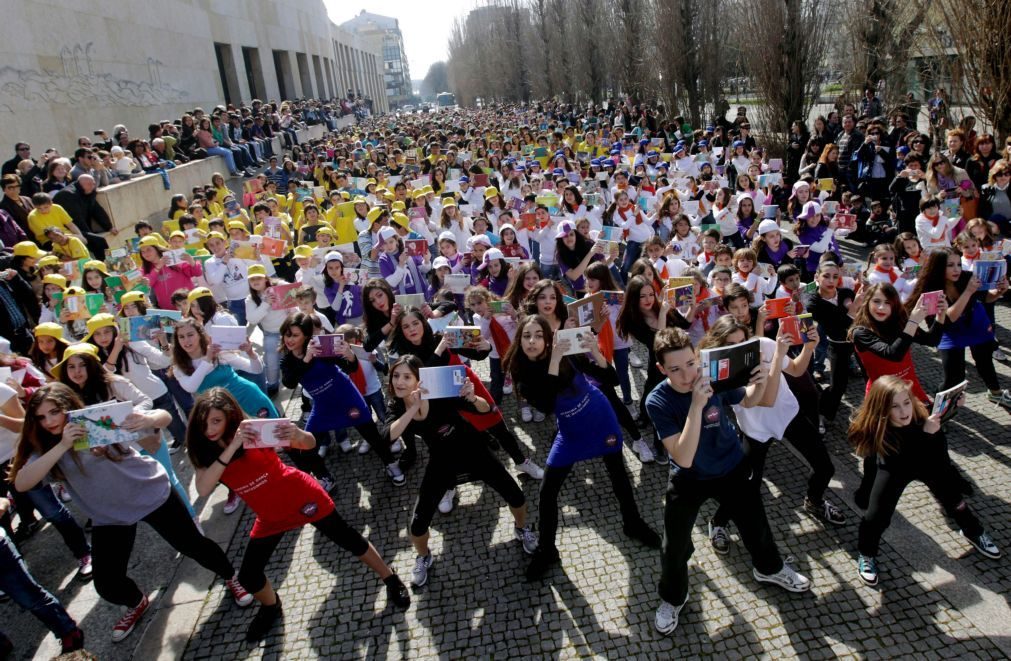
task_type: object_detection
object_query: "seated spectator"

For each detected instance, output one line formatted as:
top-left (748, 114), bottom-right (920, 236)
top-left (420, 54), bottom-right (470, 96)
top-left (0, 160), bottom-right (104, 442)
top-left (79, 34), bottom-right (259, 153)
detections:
top-left (0, 175), bottom-right (32, 238)
top-left (0, 208), bottom-right (26, 247)
top-left (42, 158), bottom-right (72, 194)
top-left (110, 146), bottom-right (139, 179)
top-left (51, 175), bottom-right (116, 259)
top-left (27, 193), bottom-right (78, 245)
top-left (45, 227), bottom-right (89, 261)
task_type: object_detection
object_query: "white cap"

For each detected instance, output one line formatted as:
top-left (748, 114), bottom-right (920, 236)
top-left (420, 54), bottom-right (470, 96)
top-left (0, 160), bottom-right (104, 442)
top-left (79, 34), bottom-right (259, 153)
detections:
top-left (437, 230), bottom-right (456, 244)
top-left (432, 256), bottom-right (451, 270)
top-left (378, 227), bottom-right (398, 243)
top-left (757, 219), bottom-right (780, 235)
top-left (799, 201), bottom-right (822, 219)
top-left (323, 251), bottom-right (343, 264)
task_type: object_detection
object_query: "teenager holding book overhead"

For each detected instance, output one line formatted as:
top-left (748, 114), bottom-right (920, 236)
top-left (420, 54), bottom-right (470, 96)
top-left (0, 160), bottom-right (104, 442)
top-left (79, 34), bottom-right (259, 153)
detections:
top-left (645, 328), bottom-right (811, 636)
top-left (10, 383), bottom-right (253, 643)
top-left (848, 376), bottom-right (1001, 587)
top-left (906, 248), bottom-right (1011, 407)
top-left (808, 261), bottom-right (864, 428)
top-left (504, 315), bottom-right (660, 581)
top-left (382, 355), bottom-right (538, 588)
top-left (186, 388), bottom-right (409, 641)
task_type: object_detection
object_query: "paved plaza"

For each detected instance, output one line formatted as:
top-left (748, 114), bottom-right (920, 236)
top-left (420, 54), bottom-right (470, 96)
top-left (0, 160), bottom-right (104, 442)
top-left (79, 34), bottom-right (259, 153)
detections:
top-left (3, 238), bottom-right (1010, 660)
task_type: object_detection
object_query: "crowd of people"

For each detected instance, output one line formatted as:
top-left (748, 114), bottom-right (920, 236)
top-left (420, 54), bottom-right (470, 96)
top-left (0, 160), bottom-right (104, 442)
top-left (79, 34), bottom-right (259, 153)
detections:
top-left (0, 89), bottom-right (1008, 654)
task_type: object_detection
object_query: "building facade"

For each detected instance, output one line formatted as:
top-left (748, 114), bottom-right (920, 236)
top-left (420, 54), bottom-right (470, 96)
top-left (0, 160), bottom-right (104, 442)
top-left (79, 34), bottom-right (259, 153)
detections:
top-left (0, 0), bottom-right (387, 152)
top-left (340, 11), bottom-right (413, 108)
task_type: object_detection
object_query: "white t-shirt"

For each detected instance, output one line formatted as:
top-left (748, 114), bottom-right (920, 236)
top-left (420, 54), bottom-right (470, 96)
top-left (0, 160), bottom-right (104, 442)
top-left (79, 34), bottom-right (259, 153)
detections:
top-left (731, 337), bottom-right (798, 442)
top-left (0, 383), bottom-right (19, 464)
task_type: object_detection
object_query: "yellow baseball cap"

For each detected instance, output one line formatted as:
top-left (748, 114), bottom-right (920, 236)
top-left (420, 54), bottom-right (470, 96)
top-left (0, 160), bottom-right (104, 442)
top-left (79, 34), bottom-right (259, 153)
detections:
top-left (139, 235), bottom-right (163, 248)
top-left (34, 323), bottom-right (67, 343)
top-left (187, 287), bottom-right (214, 303)
top-left (119, 291), bottom-right (148, 309)
top-left (83, 312), bottom-right (117, 341)
top-left (82, 260), bottom-right (109, 275)
top-left (51, 343), bottom-right (100, 380)
top-left (247, 264), bottom-right (267, 279)
top-left (42, 274), bottom-right (68, 290)
top-left (316, 226), bottom-right (335, 237)
top-left (227, 220), bottom-right (248, 232)
top-left (293, 245), bottom-right (313, 260)
top-left (412, 189), bottom-right (427, 200)
top-left (483, 186), bottom-right (499, 199)
top-left (205, 231), bottom-right (227, 242)
top-left (38, 255), bottom-right (60, 269)
top-left (392, 213), bottom-right (410, 230)
top-left (13, 241), bottom-right (47, 260)
top-left (366, 207), bottom-right (385, 223)
top-left (169, 230), bottom-right (186, 240)
top-left (352, 196), bottom-right (368, 205)
top-left (391, 201), bottom-right (406, 212)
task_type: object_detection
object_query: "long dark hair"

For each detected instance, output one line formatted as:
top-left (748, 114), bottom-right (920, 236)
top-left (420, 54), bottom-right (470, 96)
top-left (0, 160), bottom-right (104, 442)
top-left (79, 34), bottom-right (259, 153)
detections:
top-left (504, 262), bottom-right (542, 311)
top-left (279, 312), bottom-right (315, 355)
top-left (555, 228), bottom-right (593, 268)
top-left (386, 354), bottom-right (423, 400)
top-left (389, 307), bottom-right (437, 358)
top-left (29, 336), bottom-right (67, 375)
top-left (171, 318), bottom-right (210, 376)
top-left (187, 295), bottom-right (221, 325)
top-left (522, 279), bottom-right (569, 325)
top-left (362, 278), bottom-right (396, 332)
top-left (186, 387), bottom-right (246, 469)
top-left (502, 314), bottom-right (576, 388)
top-left (57, 351), bottom-right (115, 404)
top-left (89, 324), bottom-right (141, 375)
top-left (906, 247), bottom-right (965, 311)
top-left (848, 282), bottom-right (908, 342)
top-left (616, 275), bottom-right (658, 340)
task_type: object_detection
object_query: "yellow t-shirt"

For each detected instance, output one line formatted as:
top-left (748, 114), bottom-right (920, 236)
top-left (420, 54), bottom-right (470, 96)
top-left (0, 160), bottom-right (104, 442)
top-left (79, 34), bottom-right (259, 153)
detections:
top-left (28, 204), bottom-right (75, 243)
top-left (53, 236), bottom-right (89, 260)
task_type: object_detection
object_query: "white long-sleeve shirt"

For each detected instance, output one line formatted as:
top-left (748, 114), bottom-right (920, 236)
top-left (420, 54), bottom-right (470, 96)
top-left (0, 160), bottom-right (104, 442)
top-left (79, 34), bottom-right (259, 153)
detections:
top-left (245, 295), bottom-right (290, 333)
top-left (915, 213), bottom-right (959, 249)
top-left (108, 341), bottom-right (172, 400)
top-left (175, 352), bottom-right (262, 393)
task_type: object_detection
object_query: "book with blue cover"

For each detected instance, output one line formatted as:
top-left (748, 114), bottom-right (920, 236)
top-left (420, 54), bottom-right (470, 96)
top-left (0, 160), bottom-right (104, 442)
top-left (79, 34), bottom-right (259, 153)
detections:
top-left (419, 365), bottom-right (468, 399)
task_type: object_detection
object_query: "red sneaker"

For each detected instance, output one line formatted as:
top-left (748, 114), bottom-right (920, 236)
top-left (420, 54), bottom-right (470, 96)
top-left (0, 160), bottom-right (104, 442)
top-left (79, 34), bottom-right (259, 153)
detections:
top-left (226, 575), bottom-right (254, 607)
top-left (111, 595), bottom-right (149, 643)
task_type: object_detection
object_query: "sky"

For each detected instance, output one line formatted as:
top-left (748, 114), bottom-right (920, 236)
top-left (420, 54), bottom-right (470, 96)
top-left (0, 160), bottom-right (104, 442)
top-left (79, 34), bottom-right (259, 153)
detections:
top-left (324, 1), bottom-right (475, 87)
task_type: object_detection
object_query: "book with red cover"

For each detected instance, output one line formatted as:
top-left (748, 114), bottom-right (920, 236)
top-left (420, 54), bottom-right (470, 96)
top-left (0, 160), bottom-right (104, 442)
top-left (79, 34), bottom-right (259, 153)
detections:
top-left (473, 173), bottom-right (489, 187)
top-left (259, 236), bottom-right (286, 259)
top-left (780, 314), bottom-right (814, 346)
top-left (764, 297), bottom-right (792, 320)
top-left (268, 282), bottom-right (301, 310)
top-left (405, 239), bottom-right (428, 258)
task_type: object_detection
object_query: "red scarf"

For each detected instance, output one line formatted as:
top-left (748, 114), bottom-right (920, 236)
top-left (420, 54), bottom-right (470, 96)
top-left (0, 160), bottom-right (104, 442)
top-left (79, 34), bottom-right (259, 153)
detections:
top-left (874, 264), bottom-right (898, 283)
top-left (697, 288), bottom-right (713, 331)
top-left (782, 286), bottom-right (805, 314)
top-left (347, 360), bottom-right (368, 395)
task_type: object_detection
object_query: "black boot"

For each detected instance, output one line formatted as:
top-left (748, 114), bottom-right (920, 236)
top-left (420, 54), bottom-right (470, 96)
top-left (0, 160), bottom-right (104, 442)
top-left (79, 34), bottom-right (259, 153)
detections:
top-left (623, 518), bottom-right (661, 549)
top-left (246, 597), bottom-right (283, 642)
top-left (525, 546), bottom-right (560, 581)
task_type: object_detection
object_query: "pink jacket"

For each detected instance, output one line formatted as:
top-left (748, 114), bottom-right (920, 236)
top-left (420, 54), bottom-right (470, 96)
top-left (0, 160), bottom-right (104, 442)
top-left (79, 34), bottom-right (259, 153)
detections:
top-left (145, 262), bottom-right (202, 308)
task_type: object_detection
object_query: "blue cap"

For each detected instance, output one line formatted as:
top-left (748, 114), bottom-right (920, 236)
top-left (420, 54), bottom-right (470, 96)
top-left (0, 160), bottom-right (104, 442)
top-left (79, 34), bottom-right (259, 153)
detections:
top-left (639, 138), bottom-right (650, 146)
top-left (590, 158), bottom-right (601, 166)
top-left (897, 145), bottom-right (910, 154)
top-left (705, 125), bottom-right (715, 132)
top-left (552, 168), bottom-right (565, 176)
top-left (657, 161), bottom-right (670, 170)
top-left (732, 140), bottom-right (745, 148)
top-left (610, 147), bottom-right (621, 155)
top-left (647, 150), bottom-right (659, 157)
top-left (617, 170), bottom-right (630, 177)
top-left (698, 140), bottom-right (708, 147)
top-left (459, 176), bottom-right (470, 183)
top-left (515, 164), bottom-right (525, 172)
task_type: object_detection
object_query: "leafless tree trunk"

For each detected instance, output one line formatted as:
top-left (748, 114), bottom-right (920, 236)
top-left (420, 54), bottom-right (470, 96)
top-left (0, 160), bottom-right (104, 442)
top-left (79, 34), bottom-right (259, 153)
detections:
top-left (841, 0), bottom-right (926, 109)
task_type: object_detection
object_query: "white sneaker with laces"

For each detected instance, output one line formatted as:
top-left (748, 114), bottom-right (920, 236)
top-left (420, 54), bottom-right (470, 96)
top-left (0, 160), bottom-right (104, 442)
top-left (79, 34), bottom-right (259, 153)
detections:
top-left (517, 458), bottom-right (545, 480)
top-left (411, 554), bottom-right (434, 587)
top-left (961, 530), bottom-right (1001, 559)
top-left (391, 439), bottom-right (404, 453)
top-left (532, 410), bottom-right (545, 423)
top-left (357, 440), bottom-right (371, 455)
top-left (339, 438), bottom-right (354, 453)
top-left (753, 562), bottom-right (812, 592)
top-left (994, 348), bottom-right (1007, 361)
top-left (520, 406), bottom-right (533, 423)
top-left (654, 590), bottom-right (689, 635)
top-left (632, 439), bottom-right (655, 464)
top-left (386, 462), bottom-right (406, 487)
top-left (438, 489), bottom-right (456, 514)
top-left (629, 353), bottom-right (645, 369)
top-left (503, 375), bottom-right (514, 395)
top-left (515, 526), bottom-right (538, 554)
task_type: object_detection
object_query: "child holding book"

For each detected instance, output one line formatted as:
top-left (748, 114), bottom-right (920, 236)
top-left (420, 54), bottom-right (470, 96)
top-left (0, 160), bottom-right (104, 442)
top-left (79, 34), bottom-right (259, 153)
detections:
top-left (849, 376), bottom-right (1000, 586)
top-left (186, 388), bottom-right (409, 641)
top-left (245, 265), bottom-right (290, 395)
top-left (865, 243), bottom-right (914, 303)
top-left (378, 227), bottom-right (430, 296)
top-left (731, 248), bottom-right (777, 304)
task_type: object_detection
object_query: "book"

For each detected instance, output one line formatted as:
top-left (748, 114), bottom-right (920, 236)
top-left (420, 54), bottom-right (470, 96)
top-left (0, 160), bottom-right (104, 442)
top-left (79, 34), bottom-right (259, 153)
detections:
top-left (427, 312), bottom-right (459, 333)
top-left (554, 327), bottom-right (593, 356)
top-left (517, 213), bottom-right (539, 231)
top-left (208, 324), bottom-right (247, 350)
top-left (919, 290), bottom-right (944, 315)
top-left (395, 293), bottom-right (426, 309)
top-left (241, 418), bottom-right (292, 449)
top-left (230, 240), bottom-right (257, 260)
top-left (567, 292), bottom-right (605, 330)
top-left (268, 282), bottom-right (301, 311)
top-left (768, 158), bottom-right (783, 172)
top-left (473, 173), bottom-right (490, 187)
top-left (243, 178), bottom-right (263, 195)
top-left (817, 178), bottom-right (834, 192)
top-left (666, 277), bottom-right (695, 289)
top-left (68, 400), bottom-right (142, 450)
top-left (779, 313), bottom-right (814, 346)
top-left (821, 201), bottom-right (839, 217)
top-left (313, 334), bottom-right (346, 358)
top-left (405, 239), bottom-right (428, 258)
top-left (900, 264), bottom-right (920, 280)
top-left (973, 260), bottom-right (1006, 289)
top-left (259, 236), bottom-right (286, 259)
top-left (682, 200), bottom-right (700, 217)
top-left (764, 297), bottom-right (792, 320)
top-left (699, 337), bottom-right (761, 393)
top-left (349, 343), bottom-right (372, 362)
top-left (418, 365), bottom-right (468, 399)
top-left (794, 245), bottom-right (810, 258)
top-left (442, 326), bottom-right (482, 349)
top-left (932, 379), bottom-right (968, 423)
top-left (762, 205), bottom-right (779, 219)
top-left (757, 173), bottom-right (782, 188)
top-left (835, 213), bottom-right (857, 231)
top-left (408, 207), bottom-right (427, 221)
top-left (118, 310), bottom-right (181, 341)
top-left (343, 268), bottom-right (366, 286)
top-left (597, 240), bottom-right (621, 260)
top-left (299, 225), bottom-right (322, 244)
top-left (601, 290), bottom-right (624, 307)
top-left (598, 226), bottom-right (623, 243)
top-left (444, 273), bottom-right (470, 294)
top-left (666, 284), bottom-right (695, 310)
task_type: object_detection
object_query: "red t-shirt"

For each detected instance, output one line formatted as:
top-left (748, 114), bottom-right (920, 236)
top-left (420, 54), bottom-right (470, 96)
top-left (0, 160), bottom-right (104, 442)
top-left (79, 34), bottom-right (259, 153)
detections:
top-left (221, 448), bottom-right (334, 538)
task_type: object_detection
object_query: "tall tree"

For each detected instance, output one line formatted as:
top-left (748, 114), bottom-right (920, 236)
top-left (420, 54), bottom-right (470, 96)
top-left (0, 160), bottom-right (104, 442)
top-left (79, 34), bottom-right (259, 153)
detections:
top-left (421, 62), bottom-right (450, 97)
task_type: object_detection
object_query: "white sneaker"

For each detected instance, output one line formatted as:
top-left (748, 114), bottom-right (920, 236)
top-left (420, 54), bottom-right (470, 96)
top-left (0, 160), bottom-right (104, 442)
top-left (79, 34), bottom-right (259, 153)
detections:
top-left (411, 553), bottom-right (434, 587)
top-left (654, 590), bottom-right (689, 635)
top-left (632, 439), bottom-right (655, 464)
top-left (517, 458), bottom-right (545, 480)
top-left (386, 462), bottom-right (406, 487)
top-left (515, 526), bottom-right (538, 554)
top-left (520, 406), bottom-right (533, 423)
top-left (753, 562), bottom-right (812, 592)
top-left (223, 491), bottom-right (241, 515)
top-left (532, 410), bottom-right (545, 423)
top-left (438, 489), bottom-right (456, 514)
top-left (629, 353), bottom-right (645, 369)
top-left (55, 484), bottom-right (72, 503)
top-left (391, 439), bottom-right (404, 454)
top-left (994, 348), bottom-right (1007, 361)
top-left (339, 438), bottom-right (354, 453)
top-left (317, 476), bottom-right (335, 492)
top-left (626, 402), bottom-right (639, 420)
top-left (357, 440), bottom-right (371, 455)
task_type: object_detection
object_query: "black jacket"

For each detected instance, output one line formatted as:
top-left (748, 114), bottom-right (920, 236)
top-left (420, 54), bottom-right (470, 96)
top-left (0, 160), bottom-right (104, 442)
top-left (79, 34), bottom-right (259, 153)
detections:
top-left (52, 183), bottom-right (112, 233)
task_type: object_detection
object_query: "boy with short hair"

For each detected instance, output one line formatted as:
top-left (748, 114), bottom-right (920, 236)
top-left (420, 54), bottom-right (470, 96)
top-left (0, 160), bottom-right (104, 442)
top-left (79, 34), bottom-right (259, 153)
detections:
top-left (45, 227), bottom-right (89, 261)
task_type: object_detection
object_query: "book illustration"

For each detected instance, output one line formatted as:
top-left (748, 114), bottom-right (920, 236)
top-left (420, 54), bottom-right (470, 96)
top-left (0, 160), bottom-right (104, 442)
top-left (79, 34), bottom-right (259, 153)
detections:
top-left (408, 207), bottom-right (427, 221)
top-left (444, 273), bottom-right (471, 294)
top-left (419, 365), bottom-right (468, 400)
top-left (268, 282), bottom-right (301, 311)
top-left (244, 179), bottom-right (263, 195)
top-left (979, 251), bottom-right (1002, 262)
top-left (919, 290), bottom-right (944, 316)
top-left (699, 337), bottom-right (761, 393)
top-left (666, 284), bottom-right (695, 310)
top-left (758, 173), bottom-right (782, 188)
top-left (118, 309), bottom-right (181, 341)
top-left (242, 418), bottom-right (292, 449)
top-left (817, 178), bottom-right (834, 191)
top-left (489, 300), bottom-right (508, 314)
top-left (762, 205), bottom-right (779, 219)
top-left (518, 213), bottom-right (541, 231)
top-left (601, 290), bottom-right (624, 308)
top-left (764, 297), bottom-right (792, 320)
top-left (597, 240), bottom-right (621, 260)
top-left (932, 380), bottom-right (968, 423)
top-left (405, 239), bottom-right (428, 258)
top-left (835, 213), bottom-right (857, 231)
top-left (768, 158), bottom-right (783, 172)
top-left (794, 245), bottom-right (810, 258)
top-left (259, 236), bottom-right (286, 259)
top-left (779, 314), bottom-right (814, 346)
top-left (224, 200), bottom-right (241, 217)
top-left (68, 400), bottom-right (142, 450)
top-left (473, 173), bottom-right (490, 187)
top-left (567, 292), bottom-right (604, 330)
top-left (443, 326), bottom-right (482, 349)
top-left (343, 269), bottom-right (366, 286)
top-left (667, 277), bottom-right (695, 289)
top-left (554, 328), bottom-right (592, 356)
top-left (313, 334), bottom-right (346, 358)
top-left (230, 240), bottom-right (257, 260)
top-left (973, 260), bottom-right (1007, 289)
top-left (261, 217), bottom-right (284, 239)
top-left (395, 293), bottom-right (427, 310)
top-left (208, 325), bottom-right (247, 351)
top-left (427, 312), bottom-right (459, 334)
top-left (598, 226), bottom-right (623, 243)
top-left (901, 264), bottom-right (920, 280)
top-left (941, 198), bottom-right (960, 219)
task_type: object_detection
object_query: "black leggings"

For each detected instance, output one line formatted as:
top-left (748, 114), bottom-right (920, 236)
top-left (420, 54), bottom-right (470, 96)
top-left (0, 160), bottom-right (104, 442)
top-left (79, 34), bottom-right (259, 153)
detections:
top-left (92, 491), bottom-right (235, 608)
top-left (820, 340), bottom-right (852, 421)
top-left (409, 449), bottom-right (525, 537)
top-left (600, 382), bottom-right (642, 444)
top-left (238, 510), bottom-right (369, 594)
top-left (285, 447), bottom-right (332, 482)
top-left (939, 341), bottom-right (1000, 392)
top-left (538, 453), bottom-right (640, 554)
top-left (485, 421), bottom-right (529, 465)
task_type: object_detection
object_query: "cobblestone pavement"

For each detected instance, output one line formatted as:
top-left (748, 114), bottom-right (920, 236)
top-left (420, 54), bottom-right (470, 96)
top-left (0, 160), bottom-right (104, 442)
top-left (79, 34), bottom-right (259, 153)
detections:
top-left (3, 237), bottom-right (1010, 659)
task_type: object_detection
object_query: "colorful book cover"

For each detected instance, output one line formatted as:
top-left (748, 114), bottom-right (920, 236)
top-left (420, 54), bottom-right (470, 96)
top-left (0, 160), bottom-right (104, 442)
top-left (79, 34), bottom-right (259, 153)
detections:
top-left (405, 239), bottom-right (428, 258)
top-left (598, 226), bottom-right (623, 243)
top-left (85, 293), bottom-right (105, 317)
top-left (900, 264), bottom-right (920, 280)
top-left (567, 291), bottom-right (605, 330)
top-left (241, 418), bottom-right (292, 449)
top-left (597, 240), bottom-right (621, 260)
top-left (418, 365), bottom-right (468, 400)
top-left (601, 290), bottom-right (624, 307)
top-left (780, 313), bottom-right (814, 346)
top-left (259, 236), bottom-right (286, 259)
top-left (835, 213), bottom-right (857, 231)
top-left (932, 379), bottom-right (968, 422)
top-left (489, 300), bottom-right (508, 314)
top-left (117, 310), bottom-right (181, 341)
top-left (444, 273), bottom-right (470, 294)
top-left (268, 282), bottom-right (301, 311)
top-left (794, 245), bottom-right (810, 258)
top-left (518, 213), bottom-right (540, 231)
top-left (408, 207), bottom-right (427, 221)
top-left (473, 173), bottom-right (489, 187)
top-left (261, 217), bottom-right (284, 240)
top-left (395, 293), bottom-right (426, 309)
top-left (666, 284), bottom-right (695, 310)
top-left (230, 240), bottom-right (257, 260)
top-left (762, 205), bottom-right (779, 219)
top-left (764, 297), bottom-right (792, 320)
top-left (768, 158), bottom-right (783, 172)
top-left (699, 337), bottom-right (761, 393)
top-left (59, 292), bottom-right (88, 321)
top-left (244, 179), bottom-right (263, 195)
top-left (554, 328), bottom-right (591, 356)
top-left (343, 269), bottom-right (366, 286)
top-left (919, 290), bottom-right (944, 315)
top-left (68, 400), bottom-right (142, 450)
top-left (313, 334), bottom-right (345, 358)
top-left (973, 260), bottom-right (1007, 289)
top-left (442, 326), bottom-right (482, 349)
top-left (817, 178), bottom-right (834, 191)
top-left (208, 325), bottom-right (246, 350)
top-left (667, 277), bottom-right (695, 289)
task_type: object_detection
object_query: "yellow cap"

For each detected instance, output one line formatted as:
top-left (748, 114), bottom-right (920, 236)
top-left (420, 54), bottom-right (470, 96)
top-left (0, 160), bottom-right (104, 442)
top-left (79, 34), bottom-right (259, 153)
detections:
top-left (82, 260), bottom-right (108, 275)
top-left (392, 213), bottom-right (410, 230)
top-left (187, 287), bottom-right (214, 303)
top-left (194, 248), bottom-right (211, 257)
top-left (83, 312), bottom-right (117, 341)
top-left (483, 186), bottom-right (499, 199)
top-left (293, 245), bottom-right (313, 260)
top-left (247, 264), bottom-right (267, 279)
top-left (340, 191), bottom-right (350, 200)
top-left (51, 343), bottom-right (100, 380)
top-left (391, 201), bottom-right (406, 212)
top-left (422, 186), bottom-right (434, 195)
top-left (38, 255), bottom-right (60, 269)
top-left (366, 178), bottom-right (377, 186)
top-left (383, 191), bottom-right (395, 201)
top-left (119, 291), bottom-right (148, 308)
top-left (316, 226), bottom-right (335, 236)
top-left (205, 231), bottom-right (226, 242)
top-left (169, 230), bottom-right (186, 240)
top-left (34, 322), bottom-right (67, 342)
top-left (366, 207), bottom-right (385, 223)
top-left (42, 274), bottom-right (68, 290)
top-left (412, 189), bottom-right (427, 200)
top-left (352, 196), bottom-right (368, 205)
top-left (226, 220), bottom-right (248, 232)
top-left (13, 241), bottom-right (47, 259)
top-left (442, 198), bottom-right (457, 208)
top-left (139, 235), bottom-right (163, 248)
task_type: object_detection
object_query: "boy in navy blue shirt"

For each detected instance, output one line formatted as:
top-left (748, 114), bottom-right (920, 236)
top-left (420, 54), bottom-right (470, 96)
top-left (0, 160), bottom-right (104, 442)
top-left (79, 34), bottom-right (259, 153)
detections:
top-left (645, 327), bottom-right (812, 635)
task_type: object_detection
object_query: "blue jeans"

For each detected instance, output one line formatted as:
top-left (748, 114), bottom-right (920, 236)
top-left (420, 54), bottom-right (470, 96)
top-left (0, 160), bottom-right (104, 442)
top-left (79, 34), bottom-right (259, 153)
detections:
top-left (204, 146), bottom-right (239, 175)
top-left (539, 262), bottom-right (561, 282)
top-left (621, 240), bottom-right (643, 277)
top-left (152, 391), bottom-right (187, 447)
top-left (20, 484), bottom-right (90, 559)
top-left (0, 533), bottom-right (77, 638)
top-left (364, 389), bottom-right (387, 420)
top-left (261, 331), bottom-right (281, 390)
top-left (612, 347), bottom-right (632, 402)
top-left (227, 299), bottom-right (247, 326)
top-left (154, 367), bottom-right (193, 416)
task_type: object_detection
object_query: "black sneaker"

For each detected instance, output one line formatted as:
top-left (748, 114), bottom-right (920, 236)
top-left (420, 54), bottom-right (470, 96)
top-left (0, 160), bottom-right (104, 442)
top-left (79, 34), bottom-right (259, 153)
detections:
top-left (60, 628), bottom-right (85, 654)
top-left (12, 519), bottom-right (40, 544)
top-left (804, 497), bottom-right (846, 525)
top-left (623, 519), bottom-right (661, 549)
top-left (246, 598), bottom-right (283, 642)
top-left (525, 546), bottom-right (560, 581)
top-left (384, 575), bottom-right (411, 609)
